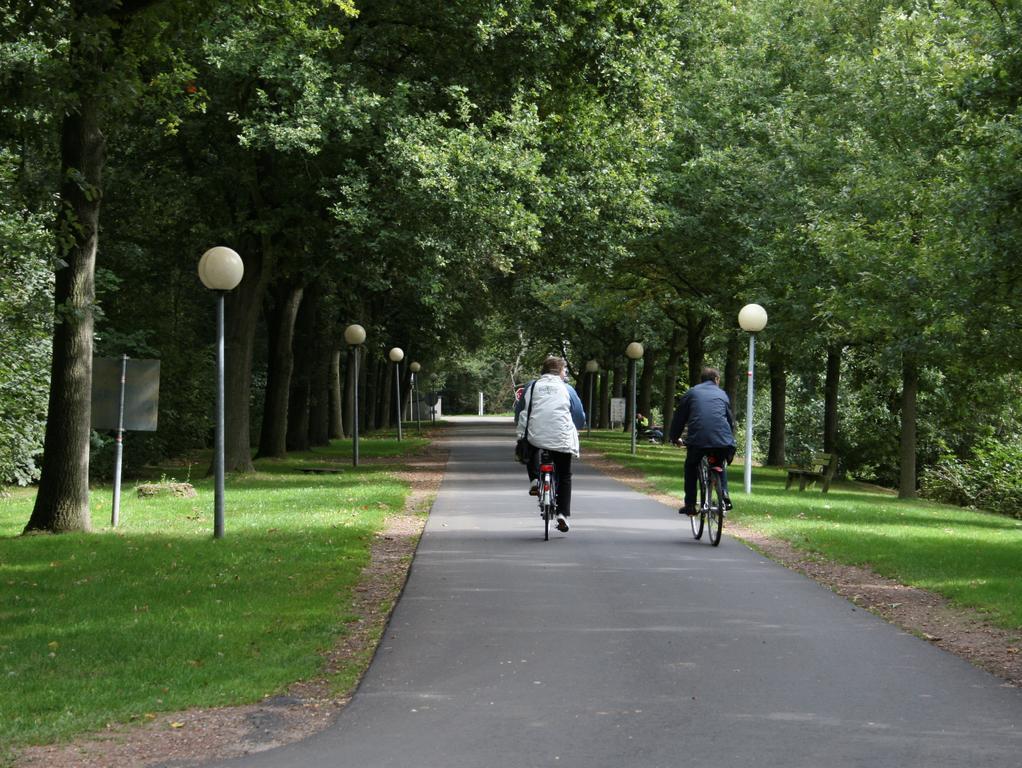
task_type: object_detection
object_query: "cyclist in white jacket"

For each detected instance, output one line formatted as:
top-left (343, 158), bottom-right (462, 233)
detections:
top-left (516, 356), bottom-right (586, 532)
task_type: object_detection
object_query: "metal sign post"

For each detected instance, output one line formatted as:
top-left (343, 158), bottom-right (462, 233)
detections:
top-left (91, 356), bottom-right (161, 527)
top-left (111, 355), bottom-right (128, 527)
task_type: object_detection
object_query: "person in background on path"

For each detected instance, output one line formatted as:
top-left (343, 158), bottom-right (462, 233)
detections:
top-left (516, 356), bottom-right (586, 532)
top-left (668, 367), bottom-right (736, 515)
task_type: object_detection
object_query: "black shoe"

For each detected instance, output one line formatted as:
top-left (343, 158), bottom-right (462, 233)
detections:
top-left (556, 514), bottom-right (569, 532)
top-left (679, 505), bottom-right (697, 516)
top-left (723, 497), bottom-right (733, 512)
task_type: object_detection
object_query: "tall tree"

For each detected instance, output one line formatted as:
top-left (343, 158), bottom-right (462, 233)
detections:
top-left (24, 0), bottom-right (191, 532)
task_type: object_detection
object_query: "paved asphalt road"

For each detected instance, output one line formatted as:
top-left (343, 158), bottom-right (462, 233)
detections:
top-left (207, 419), bottom-right (1022, 767)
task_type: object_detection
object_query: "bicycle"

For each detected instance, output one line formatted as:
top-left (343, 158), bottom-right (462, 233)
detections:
top-left (537, 449), bottom-right (557, 540)
top-left (691, 450), bottom-right (728, 546)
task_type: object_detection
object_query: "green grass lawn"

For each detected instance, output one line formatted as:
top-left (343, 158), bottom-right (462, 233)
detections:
top-left (582, 429), bottom-right (1022, 630)
top-left (0, 435), bottom-right (430, 751)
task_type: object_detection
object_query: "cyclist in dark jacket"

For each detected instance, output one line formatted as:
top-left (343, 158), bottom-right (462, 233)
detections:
top-left (668, 367), bottom-right (736, 515)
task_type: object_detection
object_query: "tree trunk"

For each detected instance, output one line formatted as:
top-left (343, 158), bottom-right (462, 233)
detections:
top-left (25, 92), bottom-right (104, 534)
top-left (360, 352), bottom-right (371, 431)
top-left (612, 359), bottom-right (626, 430)
top-left (363, 355), bottom-right (378, 431)
top-left (220, 243), bottom-right (270, 474)
top-left (824, 345), bottom-right (842, 453)
top-left (899, 354), bottom-right (918, 499)
top-left (307, 329), bottom-right (331, 447)
top-left (661, 329), bottom-right (681, 431)
top-left (256, 282), bottom-right (304, 458)
top-left (624, 360), bottom-right (635, 432)
top-left (285, 289), bottom-right (318, 452)
top-left (686, 311), bottom-right (706, 386)
top-left (767, 345), bottom-right (786, 467)
top-left (598, 368), bottom-right (610, 429)
top-left (366, 356), bottom-right (380, 429)
top-left (343, 347), bottom-right (357, 437)
top-left (638, 347), bottom-right (656, 421)
top-left (286, 374), bottom-right (311, 452)
top-left (402, 364), bottom-right (414, 421)
top-left (381, 360), bottom-right (394, 429)
top-left (329, 348), bottom-right (344, 439)
top-left (584, 370), bottom-right (592, 427)
top-left (584, 371), bottom-right (598, 428)
top-left (723, 332), bottom-right (740, 407)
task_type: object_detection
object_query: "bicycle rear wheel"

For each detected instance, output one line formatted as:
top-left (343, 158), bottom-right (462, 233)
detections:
top-left (540, 486), bottom-right (550, 540)
top-left (539, 456), bottom-right (558, 540)
top-left (540, 467), bottom-right (554, 540)
top-left (706, 473), bottom-right (724, 546)
top-left (690, 508), bottom-right (704, 539)
top-left (691, 459), bottom-right (707, 540)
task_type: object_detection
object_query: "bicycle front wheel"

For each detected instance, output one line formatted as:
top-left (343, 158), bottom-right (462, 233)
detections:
top-left (706, 475), bottom-right (724, 546)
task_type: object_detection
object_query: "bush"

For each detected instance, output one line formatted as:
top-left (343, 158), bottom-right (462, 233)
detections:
top-left (0, 189), bottom-right (52, 486)
top-left (921, 435), bottom-right (1022, 518)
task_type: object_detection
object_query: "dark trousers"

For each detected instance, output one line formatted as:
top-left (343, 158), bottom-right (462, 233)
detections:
top-left (529, 449), bottom-right (574, 516)
top-left (684, 446), bottom-right (732, 507)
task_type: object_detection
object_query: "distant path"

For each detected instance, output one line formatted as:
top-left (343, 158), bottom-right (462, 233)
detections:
top-left (206, 419), bottom-right (1022, 767)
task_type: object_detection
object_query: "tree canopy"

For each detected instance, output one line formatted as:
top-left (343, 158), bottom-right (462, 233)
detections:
top-left (2, 0), bottom-right (1020, 527)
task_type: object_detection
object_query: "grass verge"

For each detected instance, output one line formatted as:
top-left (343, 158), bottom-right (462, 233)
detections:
top-left (582, 429), bottom-right (1022, 630)
top-left (0, 435), bottom-right (429, 751)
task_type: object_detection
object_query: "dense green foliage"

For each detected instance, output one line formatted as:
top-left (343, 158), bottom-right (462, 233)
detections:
top-left (0, 0), bottom-right (1020, 515)
top-left (0, 155), bottom-right (51, 486)
top-left (922, 432), bottom-right (1022, 518)
top-left (493, 0), bottom-right (1022, 507)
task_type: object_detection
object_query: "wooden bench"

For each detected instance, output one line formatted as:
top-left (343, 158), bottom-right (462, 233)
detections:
top-left (785, 452), bottom-right (838, 493)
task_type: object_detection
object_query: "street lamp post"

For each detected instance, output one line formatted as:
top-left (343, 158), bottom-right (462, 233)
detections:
top-left (738, 303), bottom-right (768, 494)
top-left (389, 347), bottom-right (404, 440)
top-left (585, 359), bottom-right (599, 437)
top-left (198, 246), bottom-right (245, 539)
top-left (410, 362), bottom-right (421, 433)
top-left (625, 342), bottom-right (644, 455)
top-left (111, 353), bottom-right (128, 527)
top-left (344, 324), bottom-right (366, 466)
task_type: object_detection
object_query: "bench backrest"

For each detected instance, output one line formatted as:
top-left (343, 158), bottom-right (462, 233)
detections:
top-left (811, 452), bottom-right (837, 475)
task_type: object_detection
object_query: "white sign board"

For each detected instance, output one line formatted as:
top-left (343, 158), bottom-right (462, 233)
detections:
top-left (610, 397), bottom-right (626, 425)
